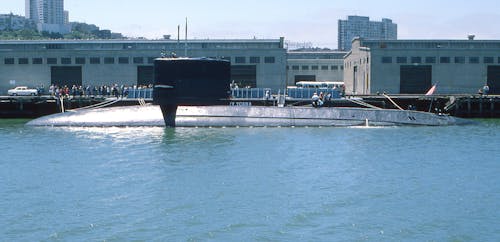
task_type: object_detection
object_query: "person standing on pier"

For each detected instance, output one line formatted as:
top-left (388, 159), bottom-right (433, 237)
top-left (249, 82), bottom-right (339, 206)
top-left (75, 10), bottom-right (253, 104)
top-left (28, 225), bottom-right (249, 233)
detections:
top-left (483, 83), bottom-right (490, 96)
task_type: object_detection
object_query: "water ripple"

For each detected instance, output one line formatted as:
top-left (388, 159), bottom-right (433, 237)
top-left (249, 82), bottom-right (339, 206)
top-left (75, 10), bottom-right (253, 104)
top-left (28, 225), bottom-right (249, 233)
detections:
top-left (1, 120), bottom-right (499, 241)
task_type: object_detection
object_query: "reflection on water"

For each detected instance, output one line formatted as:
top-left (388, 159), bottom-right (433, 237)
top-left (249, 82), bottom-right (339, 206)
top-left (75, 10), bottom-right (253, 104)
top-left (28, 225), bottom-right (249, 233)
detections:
top-left (36, 125), bottom-right (238, 147)
top-left (63, 126), bottom-right (165, 142)
top-left (26, 105), bottom-right (164, 127)
top-left (163, 127), bottom-right (236, 145)
top-left (28, 125), bottom-right (239, 160)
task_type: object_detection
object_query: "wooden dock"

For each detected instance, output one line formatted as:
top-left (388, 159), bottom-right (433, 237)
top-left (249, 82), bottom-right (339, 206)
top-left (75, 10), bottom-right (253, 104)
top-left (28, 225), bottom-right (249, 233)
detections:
top-left (349, 94), bottom-right (500, 118)
top-left (447, 95), bottom-right (500, 118)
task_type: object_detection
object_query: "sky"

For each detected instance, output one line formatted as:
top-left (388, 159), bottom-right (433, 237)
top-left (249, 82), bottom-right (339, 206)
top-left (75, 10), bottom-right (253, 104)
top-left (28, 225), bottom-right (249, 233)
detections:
top-left (2, 0), bottom-right (500, 48)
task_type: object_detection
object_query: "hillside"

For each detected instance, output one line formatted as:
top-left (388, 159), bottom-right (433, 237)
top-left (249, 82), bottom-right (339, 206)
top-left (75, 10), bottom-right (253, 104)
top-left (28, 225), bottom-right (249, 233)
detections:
top-left (0, 22), bottom-right (124, 40)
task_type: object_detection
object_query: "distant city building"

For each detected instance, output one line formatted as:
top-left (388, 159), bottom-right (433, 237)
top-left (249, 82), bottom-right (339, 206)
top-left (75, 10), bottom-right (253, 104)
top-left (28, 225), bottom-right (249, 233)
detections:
top-left (0, 13), bottom-right (34, 31)
top-left (63, 10), bottom-right (69, 24)
top-left (338, 16), bottom-right (397, 51)
top-left (344, 38), bottom-right (500, 95)
top-left (25, 0), bottom-right (70, 33)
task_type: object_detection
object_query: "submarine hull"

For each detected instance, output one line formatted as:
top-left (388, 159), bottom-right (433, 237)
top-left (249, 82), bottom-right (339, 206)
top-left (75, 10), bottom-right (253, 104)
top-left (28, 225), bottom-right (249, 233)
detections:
top-left (26, 105), bottom-right (472, 127)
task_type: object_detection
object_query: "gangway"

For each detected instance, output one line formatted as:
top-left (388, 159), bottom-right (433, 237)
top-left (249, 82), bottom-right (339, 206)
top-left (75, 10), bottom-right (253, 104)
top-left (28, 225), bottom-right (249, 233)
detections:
top-left (65, 98), bottom-right (120, 112)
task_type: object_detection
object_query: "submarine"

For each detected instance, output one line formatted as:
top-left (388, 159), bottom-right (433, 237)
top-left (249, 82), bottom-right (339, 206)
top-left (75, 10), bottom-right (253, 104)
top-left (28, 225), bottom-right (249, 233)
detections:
top-left (27, 57), bottom-right (472, 127)
top-left (152, 57), bottom-right (470, 127)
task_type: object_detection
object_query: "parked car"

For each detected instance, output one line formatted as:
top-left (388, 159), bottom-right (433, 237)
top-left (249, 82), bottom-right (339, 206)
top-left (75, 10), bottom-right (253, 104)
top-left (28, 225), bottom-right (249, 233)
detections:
top-left (8, 86), bottom-right (39, 96)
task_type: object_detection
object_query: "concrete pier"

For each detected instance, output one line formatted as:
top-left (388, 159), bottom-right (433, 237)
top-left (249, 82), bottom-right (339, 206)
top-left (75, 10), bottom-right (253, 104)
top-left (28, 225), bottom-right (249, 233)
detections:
top-left (2, 94), bottom-right (500, 119)
top-left (353, 94), bottom-right (500, 118)
top-left (0, 96), bottom-right (105, 118)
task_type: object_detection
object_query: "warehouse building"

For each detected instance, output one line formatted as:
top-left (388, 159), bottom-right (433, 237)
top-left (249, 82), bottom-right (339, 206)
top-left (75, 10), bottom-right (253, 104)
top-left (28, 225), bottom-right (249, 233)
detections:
top-left (0, 38), bottom-right (287, 93)
top-left (286, 51), bottom-right (346, 86)
top-left (344, 37), bottom-right (500, 95)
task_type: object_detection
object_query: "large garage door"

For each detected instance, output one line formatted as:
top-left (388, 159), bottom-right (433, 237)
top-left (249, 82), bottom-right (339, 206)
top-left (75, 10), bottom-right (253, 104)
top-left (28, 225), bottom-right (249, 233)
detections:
top-left (487, 66), bottom-right (500, 94)
top-left (51, 66), bottom-right (82, 87)
top-left (400, 65), bottom-right (432, 94)
top-left (294, 75), bottom-right (316, 83)
top-left (138, 66), bottom-right (154, 86)
top-left (231, 65), bottom-right (256, 88)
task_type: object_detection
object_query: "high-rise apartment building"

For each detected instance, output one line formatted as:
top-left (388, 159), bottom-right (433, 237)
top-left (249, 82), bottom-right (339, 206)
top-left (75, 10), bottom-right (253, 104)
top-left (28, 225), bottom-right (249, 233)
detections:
top-left (25, 0), bottom-right (70, 33)
top-left (338, 16), bottom-right (397, 51)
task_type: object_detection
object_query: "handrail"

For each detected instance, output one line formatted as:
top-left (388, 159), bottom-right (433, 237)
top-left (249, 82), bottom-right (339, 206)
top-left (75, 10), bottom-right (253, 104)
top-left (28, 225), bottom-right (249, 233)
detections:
top-left (382, 94), bottom-right (404, 110)
top-left (66, 98), bottom-right (120, 112)
top-left (347, 98), bottom-right (383, 109)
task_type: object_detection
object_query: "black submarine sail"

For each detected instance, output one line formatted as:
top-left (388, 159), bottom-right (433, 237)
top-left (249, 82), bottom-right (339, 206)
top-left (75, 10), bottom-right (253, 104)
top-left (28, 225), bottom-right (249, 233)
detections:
top-left (152, 58), bottom-right (231, 127)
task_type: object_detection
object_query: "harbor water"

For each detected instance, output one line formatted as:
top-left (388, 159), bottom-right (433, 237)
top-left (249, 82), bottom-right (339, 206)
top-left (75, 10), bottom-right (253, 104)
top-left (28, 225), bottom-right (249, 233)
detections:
top-left (1, 119), bottom-right (499, 241)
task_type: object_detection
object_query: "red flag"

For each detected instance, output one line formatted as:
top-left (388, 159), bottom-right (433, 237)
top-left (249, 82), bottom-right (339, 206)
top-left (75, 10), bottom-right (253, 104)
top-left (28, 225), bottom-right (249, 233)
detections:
top-left (425, 84), bottom-right (436, 95)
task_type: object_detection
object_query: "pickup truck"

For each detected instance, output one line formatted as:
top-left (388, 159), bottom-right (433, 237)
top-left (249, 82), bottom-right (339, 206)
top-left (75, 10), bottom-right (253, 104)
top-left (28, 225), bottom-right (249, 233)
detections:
top-left (8, 86), bottom-right (39, 96)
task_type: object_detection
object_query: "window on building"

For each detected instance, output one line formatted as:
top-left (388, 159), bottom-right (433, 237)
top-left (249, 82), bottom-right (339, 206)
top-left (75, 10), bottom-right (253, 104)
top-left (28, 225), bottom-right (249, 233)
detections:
top-left (440, 57), bottom-right (450, 63)
top-left (332, 65), bottom-right (339, 70)
top-left (118, 57), bottom-right (129, 64)
top-left (498, 57), bottom-right (500, 63)
top-left (382, 56), bottom-right (392, 63)
top-left (47, 58), bottom-right (57, 64)
top-left (133, 57), bottom-right (144, 64)
top-left (311, 65), bottom-right (319, 70)
top-left (90, 57), bottom-right (100, 64)
top-left (396, 57), bottom-right (407, 63)
top-left (454, 56), bottom-right (465, 64)
top-left (292, 65), bottom-right (299, 70)
top-left (4, 58), bottom-right (14, 64)
top-left (104, 57), bottom-right (115, 64)
top-left (411, 57), bottom-right (422, 64)
top-left (425, 57), bottom-right (436, 63)
top-left (321, 65), bottom-right (329, 70)
top-left (249, 57), bottom-right (260, 63)
top-left (340, 66), bottom-right (344, 70)
top-left (469, 57), bottom-right (479, 64)
top-left (235, 57), bottom-right (246, 64)
top-left (302, 65), bottom-right (309, 70)
top-left (75, 57), bottom-right (85, 64)
top-left (46, 44), bottom-right (62, 49)
top-left (18, 58), bottom-right (29, 64)
top-left (484, 57), bottom-right (494, 64)
top-left (32, 58), bottom-right (43, 64)
top-left (61, 58), bottom-right (72, 64)
top-left (264, 56), bottom-right (275, 63)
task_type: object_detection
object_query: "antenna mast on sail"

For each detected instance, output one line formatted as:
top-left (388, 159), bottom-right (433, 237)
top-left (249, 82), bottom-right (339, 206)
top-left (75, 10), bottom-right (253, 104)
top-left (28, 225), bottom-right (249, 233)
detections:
top-left (184, 17), bottom-right (188, 57)
top-left (177, 24), bottom-right (180, 50)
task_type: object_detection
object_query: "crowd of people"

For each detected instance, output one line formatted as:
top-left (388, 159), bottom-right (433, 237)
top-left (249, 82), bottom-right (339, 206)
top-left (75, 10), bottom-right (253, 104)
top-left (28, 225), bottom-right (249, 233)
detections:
top-left (44, 84), bottom-right (154, 99)
top-left (311, 91), bottom-right (333, 107)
